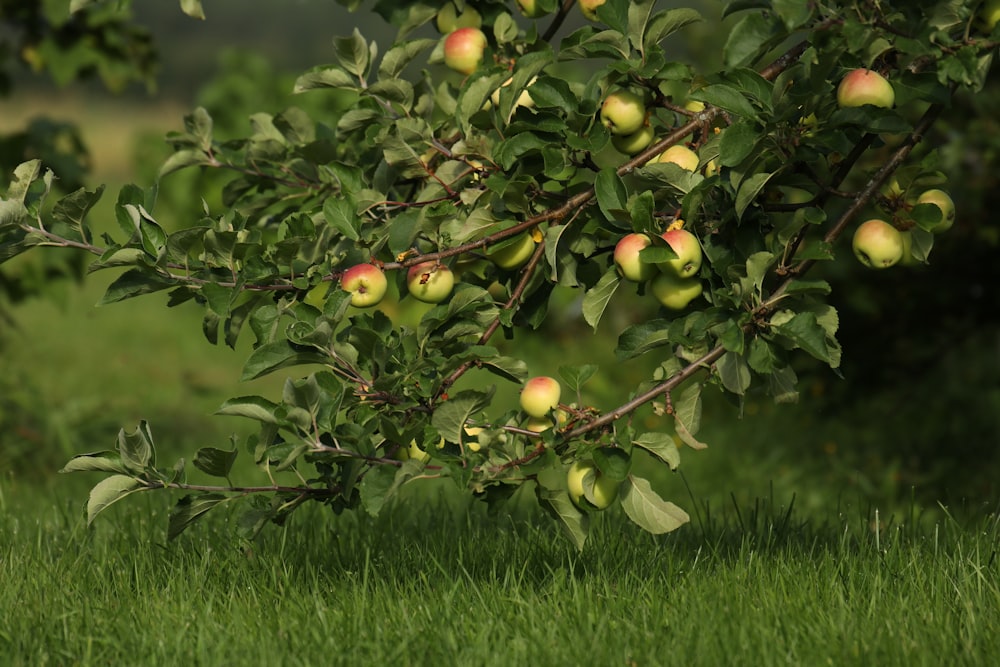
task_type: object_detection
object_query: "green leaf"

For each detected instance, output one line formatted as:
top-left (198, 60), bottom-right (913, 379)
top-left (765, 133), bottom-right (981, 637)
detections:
top-left (717, 351), bottom-right (751, 395)
top-left (536, 466), bottom-right (590, 551)
top-left (690, 83), bottom-right (758, 119)
top-left (582, 267), bottom-right (620, 331)
top-left (480, 356), bottom-right (528, 383)
top-left (772, 310), bottom-right (838, 366)
top-left (359, 464), bottom-right (397, 516)
top-left (594, 446), bottom-right (631, 482)
top-left (673, 382), bottom-right (707, 449)
top-left (323, 197), bottom-right (360, 241)
top-left (378, 39), bottom-right (437, 79)
top-left (86, 475), bottom-right (146, 526)
top-left (335, 29), bottom-right (371, 78)
top-left (216, 396), bottom-right (283, 424)
top-left (620, 476), bottom-right (690, 534)
top-left (99, 269), bottom-right (173, 304)
top-left (241, 341), bottom-right (329, 381)
top-left (559, 364), bottom-right (599, 395)
top-left (722, 11), bottom-right (784, 68)
top-left (718, 119), bottom-right (759, 167)
top-left (432, 388), bottom-right (495, 444)
top-left (642, 7), bottom-right (702, 55)
top-left (180, 0), bottom-right (205, 19)
top-left (294, 67), bottom-right (357, 93)
top-left (616, 319), bottom-right (673, 361)
top-left (169, 494), bottom-right (228, 541)
top-left (118, 421), bottom-right (156, 472)
top-left (735, 171), bottom-right (776, 220)
top-left (193, 447), bottom-right (238, 478)
top-left (632, 432), bottom-right (680, 470)
top-left (59, 451), bottom-right (130, 475)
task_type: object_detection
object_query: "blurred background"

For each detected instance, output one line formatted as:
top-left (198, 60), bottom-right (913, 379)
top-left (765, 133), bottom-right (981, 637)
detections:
top-left (1, 0), bottom-right (998, 522)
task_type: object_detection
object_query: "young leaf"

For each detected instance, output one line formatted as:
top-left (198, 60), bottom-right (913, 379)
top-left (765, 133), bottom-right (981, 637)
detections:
top-left (193, 447), bottom-right (238, 478)
top-left (86, 475), bottom-right (146, 526)
top-left (168, 493), bottom-right (228, 540)
top-left (632, 432), bottom-right (681, 470)
top-left (620, 475), bottom-right (690, 534)
top-left (582, 267), bottom-right (620, 331)
top-left (59, 451), bottom-right (130, 475)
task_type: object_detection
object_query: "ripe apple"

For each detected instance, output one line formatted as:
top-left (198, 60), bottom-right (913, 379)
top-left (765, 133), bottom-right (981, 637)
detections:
top-left (980, 0), bottom-right (1000, 31)
top-left (487, 233), bottom-right (536, 270)
top-left (611, 125), bottom-right (655, 155)
top-left (656, 145), bottom-right (700, 172)
top-left (852, 219), bottom-right (904, 269)
top-left (614, 233), bottom-right (656, 282)
top-left (443, 27), bottom-right (487, 75)
top-left (836, 68), bottom-right (895, 109)
top-left (650, 272), bottom-right (702, 311)
top-left (566, 460), bottom-right (620, 510)
top-left (578, 0), bottom-right (606, 21)
top-left (520, 376), bottom-right (561, 418)
top-left (516, 0), bottom-right (548, 18)
top-left (435, 2), bottom-right (482, 33)
top-left (657, 228), bottom-right (702, 278)
top-left (600, 90), bottom-right (646, 136)
top-left (915, 188), bottom-right (955, 234)
top-left (406, 261), bottom-right (455, 303)
top-left (341, 263), bottom-right (388, 307)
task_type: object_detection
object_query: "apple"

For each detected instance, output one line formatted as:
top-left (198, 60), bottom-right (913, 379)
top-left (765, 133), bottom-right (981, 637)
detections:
top-left (463, 426), bottom-right (483, 452)
top-left (657, 228), bottom-right (702, 278)
top-left (406, 261), bottom-right (455, 303)
top-left (650, 272), bottom-right (702, 311)
top-left (836, 68), bottom-right (895, 109)
top-left (611, 125), bottom-right (655, 155)
top-left (600, 90), bottom-right (646, 136)
top-left (657, 145), bottom-right (700, 172)
top-left (566, 460), bottom-right (620, 510)
top-left (393, 439), bottom-right (431, 462)
top-left (852, 219), bottom-right (904, 269)
top-left (683, 99), bottom-right (706, 114)
top-left (435, 2), bottom-right (482, 33)
top-left (487, 233), bottom-right (536, 270)
top-left (341, 263), bottom-right (388, 308)
top-left (516, 0), bottom-right (548, 18)
top-left (443, 27), bottom-right (487, 75)
top-left (980, 0), bottom-right (1000, 31)
top-left (613, 233), bottom-right (656, 282)
top-left (520, 376), bottom-right (561, 418)
top-left (703, 158), bottom-right (719, 177)
top-left (525, 416), bottom-right (553, 433)
top-left (915, 188), bottom-right (955, 234)
top-left (487, 76), bottom-right (537, 111)
top-left (578, 0), bottom-right (606, 21)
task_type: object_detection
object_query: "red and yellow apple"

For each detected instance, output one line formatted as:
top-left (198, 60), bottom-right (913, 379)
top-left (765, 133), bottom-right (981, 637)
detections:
top-left (520, 376), bottom-right (561, 418)
top-left (341, 263), bottom-right (389, 307)
top-left (443, 27), bottom-right (487, 75)
top-left (837, 69), bottom-right (895, 109)
top-left (406, 261), bottom-right (455, 303)
top-left (852, 219), bottom-right (904, 269)
top-left (613, 233), bottom-right (655, 282)
top-left (657, 228), bottom-right (702, 278)
top-left (600, 90), bottom-right (646, 136)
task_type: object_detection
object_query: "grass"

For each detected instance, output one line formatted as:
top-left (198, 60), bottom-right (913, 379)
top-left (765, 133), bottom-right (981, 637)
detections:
top-left (1, 476), bottom-right (998, 666)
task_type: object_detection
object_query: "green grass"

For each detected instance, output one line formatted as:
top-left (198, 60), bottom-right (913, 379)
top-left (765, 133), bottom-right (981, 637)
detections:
top-left (2, 476), bottom-right (998, 666)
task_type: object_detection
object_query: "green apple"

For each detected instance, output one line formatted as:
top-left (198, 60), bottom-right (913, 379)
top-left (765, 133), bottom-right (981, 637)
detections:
top-left (520, 376), bottom-right (561, 418)
top-left (435, 2), bottom-right (482, 33)
top-left (980, 0), bottom-right (1000, 30)
top-left (487, 233), bottom-right (536, 270)
top-left (393, 439), bottom-right (431, 462)
top-left (341, 263), bottom-right (388, 308)
top-left (852, 219), bottom-right (904, 269)
top-left (566, 460), bottom-right (620, 510)
top-left (657, 228), bottom-right (702, 278)
top-left (406, 261), bottom-right (455, 303)
top-left (611, 125), bottom-right (655, 155)
top-left (683, 99), bottom-right (706, 114)
top-left (578, 0), bottom-right (606, 21)
top-left (650, 272), bottom-right (702, 311)
top-left (443, 27), bottom-right (487, 75)
top-left (613, 233), bottom-right (656, 282)
top-left (600, 90), bottom-right (646, 136)
top-left (486, 76), bottom-right (537, 111)
top-left (836, 68), bottom-right (895, 109)
top-left (915, 188), bottom-right (955, 234)
top-left (515, 0), bottom-right (548, 18)
top-left (657, 145), bottom-right (699, 172)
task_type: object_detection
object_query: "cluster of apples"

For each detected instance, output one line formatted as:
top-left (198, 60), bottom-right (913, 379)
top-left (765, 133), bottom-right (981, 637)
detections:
top-left (516, 0), bottom-right (605, 21)
top-left (518, 375), bottom-right (620, 510)
top-left (614, 227), bottom-right (704, 310)
top-left (833, 67), bottom-right (956, 268)
top-left (325, 260), bottom-right (454, 309)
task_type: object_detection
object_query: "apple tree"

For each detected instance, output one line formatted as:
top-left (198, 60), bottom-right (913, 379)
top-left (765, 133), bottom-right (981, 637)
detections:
top-left (1, 0), bottom-right (997, 548)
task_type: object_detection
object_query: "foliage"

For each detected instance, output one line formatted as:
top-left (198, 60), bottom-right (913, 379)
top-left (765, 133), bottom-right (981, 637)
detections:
top-left (2, 0), bottom-right (999, 547)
